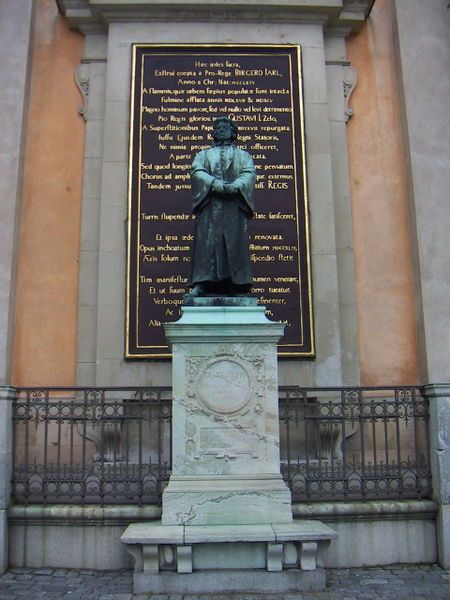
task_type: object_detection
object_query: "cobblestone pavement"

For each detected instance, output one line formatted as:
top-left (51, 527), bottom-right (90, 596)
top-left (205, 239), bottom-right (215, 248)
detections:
top-left (0, 564), bottom-right (449, 599)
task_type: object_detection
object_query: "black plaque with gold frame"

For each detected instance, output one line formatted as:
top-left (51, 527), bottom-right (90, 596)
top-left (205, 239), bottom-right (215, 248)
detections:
top-left (126, 44), bottom-right (314, 359)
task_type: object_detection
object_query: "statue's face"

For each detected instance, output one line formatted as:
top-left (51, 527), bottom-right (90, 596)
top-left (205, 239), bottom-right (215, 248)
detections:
top-left (213, 121), bottom-right (234, 142)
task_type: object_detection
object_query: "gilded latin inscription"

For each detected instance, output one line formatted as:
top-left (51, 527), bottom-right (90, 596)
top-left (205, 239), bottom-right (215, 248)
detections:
top-left (126, 44), bottom-right (314, 358)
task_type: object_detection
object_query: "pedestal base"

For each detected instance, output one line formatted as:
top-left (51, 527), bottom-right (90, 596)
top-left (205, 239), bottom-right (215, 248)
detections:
top-left (162, 475), bottom-right (293, 525)
top-left (138, 303), bottom-right (338, 594)
top-left (133, 569), bottom-right (326, 595)
top-left (121, 520), bottom-right (337, 594)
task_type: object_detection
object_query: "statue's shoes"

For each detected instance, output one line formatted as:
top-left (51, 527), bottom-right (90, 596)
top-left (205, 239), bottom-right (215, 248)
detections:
top-left (186, 284), bottom-right (206, 297)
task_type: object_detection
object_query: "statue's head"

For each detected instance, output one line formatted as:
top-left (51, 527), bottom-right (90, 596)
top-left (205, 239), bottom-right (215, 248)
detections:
top-left (212, 116), bottom-right (238, 143)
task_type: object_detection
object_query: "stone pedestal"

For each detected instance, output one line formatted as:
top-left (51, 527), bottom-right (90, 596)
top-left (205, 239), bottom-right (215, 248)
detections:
top-left (121, 300), bottom-right (336, 592)
top-left (162, 299), bottom-right (291, 526)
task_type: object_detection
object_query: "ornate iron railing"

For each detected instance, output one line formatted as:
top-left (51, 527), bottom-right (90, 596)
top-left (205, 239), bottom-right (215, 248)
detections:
top-left (11, 386), bottom-right (431, 505)
top-left (12, 388), bottom-right (172, 505)
top-left (279, 386), bottom-right (431, 501)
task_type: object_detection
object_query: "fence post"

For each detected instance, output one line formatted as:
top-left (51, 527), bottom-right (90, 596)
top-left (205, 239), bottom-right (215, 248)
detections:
top-left (0, 386), bottom-right (16, 573)
top-left (424, 384), bottom-right (450, 568)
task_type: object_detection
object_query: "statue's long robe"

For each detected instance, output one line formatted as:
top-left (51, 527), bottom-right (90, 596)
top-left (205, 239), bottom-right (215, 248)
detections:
top-left (189, 145), bottom-right (256, 286)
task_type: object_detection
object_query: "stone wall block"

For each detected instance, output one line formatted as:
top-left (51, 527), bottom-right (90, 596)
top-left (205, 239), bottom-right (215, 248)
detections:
top-left (435, 398), bottom-right (450, 450)
top-left (309, 201), bottom-right (337, 255)
top-left (84, 119), bottom-right (104, 159)
top-left (429, 395), bottom-right (450, 505)
top-left (101, 162), bottom-right (127, 207)
top-left (78, 251), bottom-right (100, 307)
top-left (304, 103), bottom-right (332, 154)
top-left (77, 305), bottom-right (98, 363)
top-left (302, 46), bottom-right (328, 104)
top-left (103, 101), bottom-right (129, 163)
top-left (85, 62), bottom-right (107, 120)
top-left (80, 198), bottom-right (101, 252)
top-left (84, 34), bottom-right (108, 62)
top-left (97, 304), bottom-right (125, 361)
top-left (433, 449), bottom-right (450, 504)
top-left (425, 385), bottom-right (450, 567)
top-left (76, 362), bottom-right (96, 387)
top-left (0, 389), bottom-right (14, 510)
top-left (97, 251), bottom-right (126, 307)
top-left (312, 302), bottom-right (342, 386)
top-left (312, 254), bottom-right (340, 304)
top-left (99, 205), bottom-right (127, 253)
top-left (306, 153), bottom-right (334, 207)
top-left (82, 158), bottom-right (103, 201)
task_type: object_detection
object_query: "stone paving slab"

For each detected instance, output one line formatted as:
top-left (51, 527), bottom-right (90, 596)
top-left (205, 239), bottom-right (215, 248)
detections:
top-left (0, 565), bottom-right (448, 599)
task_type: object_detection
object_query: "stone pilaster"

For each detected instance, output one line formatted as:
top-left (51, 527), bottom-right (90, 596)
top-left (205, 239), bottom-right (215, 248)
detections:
top-left (0, 0), bottom-right (34, 574)
top-left (0, 0), bottom-right (34, 386)
top-left (392, 0), bottom-right (450, 384)
top-left (0, 386), bottom-right (16, 573)
top-left (424, 384), bottom-right (450, 568)
top-left (392, 0), bottom-right (450, 568)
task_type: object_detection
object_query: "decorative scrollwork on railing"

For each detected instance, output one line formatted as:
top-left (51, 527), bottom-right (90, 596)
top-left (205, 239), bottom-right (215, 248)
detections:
top-left (278, 385), bottom-right (431, 502)
top-left (11, 385), bottom-right (430, 505)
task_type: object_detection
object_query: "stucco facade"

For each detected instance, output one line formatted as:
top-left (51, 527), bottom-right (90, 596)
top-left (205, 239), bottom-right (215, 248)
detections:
top-left (0, 0), bottom-right (449, 573)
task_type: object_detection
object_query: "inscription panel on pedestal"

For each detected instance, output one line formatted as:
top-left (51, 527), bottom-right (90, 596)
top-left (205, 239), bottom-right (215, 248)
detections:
top-left (126, 44), bottom-right (314, 358)
top-left (200, 427), bottom-right (257, 460)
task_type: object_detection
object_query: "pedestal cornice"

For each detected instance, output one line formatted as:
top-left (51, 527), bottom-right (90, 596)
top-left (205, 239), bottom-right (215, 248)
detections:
top-left (164, 305), bottom-right (285, 344)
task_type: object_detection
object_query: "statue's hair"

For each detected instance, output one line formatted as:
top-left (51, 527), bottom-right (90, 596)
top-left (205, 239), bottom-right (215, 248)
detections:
top-left (213, 116), bottom-right (238, 136)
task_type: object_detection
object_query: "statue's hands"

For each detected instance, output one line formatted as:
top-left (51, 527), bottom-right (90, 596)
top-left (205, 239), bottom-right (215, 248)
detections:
top-left (211, 179), bottom-right (239, 196)
top-left (223, 183), bottom-right (239, 195)
top-left (211, 179), bottom-right (226, 193)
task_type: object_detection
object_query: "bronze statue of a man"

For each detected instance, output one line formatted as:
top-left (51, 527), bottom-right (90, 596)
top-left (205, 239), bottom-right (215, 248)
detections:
top-left (188, 116), bottom-right (256, 297)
